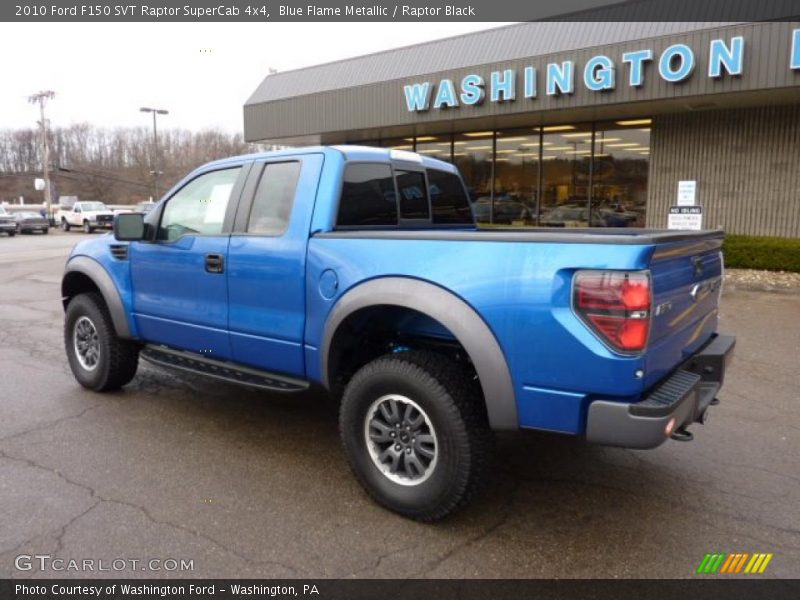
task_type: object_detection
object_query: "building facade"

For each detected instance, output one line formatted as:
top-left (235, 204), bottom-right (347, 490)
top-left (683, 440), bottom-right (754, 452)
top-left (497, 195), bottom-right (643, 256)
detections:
top-left (244, 21), bottom-right (800, 236)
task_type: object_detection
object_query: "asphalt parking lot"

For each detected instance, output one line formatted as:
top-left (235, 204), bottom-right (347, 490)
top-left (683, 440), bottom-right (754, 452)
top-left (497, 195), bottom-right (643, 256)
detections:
top-left (0, 230), bottom-right (798, 579)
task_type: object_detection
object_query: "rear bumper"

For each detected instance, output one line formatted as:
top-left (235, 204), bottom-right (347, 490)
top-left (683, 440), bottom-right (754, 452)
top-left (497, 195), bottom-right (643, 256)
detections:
top-left (585, 333), bottom-right (735, 449)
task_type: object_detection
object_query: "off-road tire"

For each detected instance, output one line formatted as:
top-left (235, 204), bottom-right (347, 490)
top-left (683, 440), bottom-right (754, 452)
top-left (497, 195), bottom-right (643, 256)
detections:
top-left (339, 350), bottom-right (494, 522)
top-left (65, 292), bottom-right (139, 391)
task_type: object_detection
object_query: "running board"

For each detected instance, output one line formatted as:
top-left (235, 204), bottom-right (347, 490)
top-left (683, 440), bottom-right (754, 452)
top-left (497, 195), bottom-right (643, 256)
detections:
top-left (141, 345), bottom-right (310, 393)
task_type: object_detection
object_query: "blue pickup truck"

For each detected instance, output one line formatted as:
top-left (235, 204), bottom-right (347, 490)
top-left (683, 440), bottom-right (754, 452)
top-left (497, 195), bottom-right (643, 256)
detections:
top-left (62, 146), bottom-right (735, 520)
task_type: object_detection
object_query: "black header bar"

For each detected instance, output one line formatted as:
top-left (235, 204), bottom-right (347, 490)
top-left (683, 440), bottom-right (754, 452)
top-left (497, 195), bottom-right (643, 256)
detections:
top-left (4, 0), bottom-right (800, 22)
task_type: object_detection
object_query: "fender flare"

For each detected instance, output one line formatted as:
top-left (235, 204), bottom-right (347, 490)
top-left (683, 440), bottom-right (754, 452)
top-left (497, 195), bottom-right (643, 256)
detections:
top-left (62, 256), bottom-right (132, 339)
top-left (320, 277), bottom-right (518, 431)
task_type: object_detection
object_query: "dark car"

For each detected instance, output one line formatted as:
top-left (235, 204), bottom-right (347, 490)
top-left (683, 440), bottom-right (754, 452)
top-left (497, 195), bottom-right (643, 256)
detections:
top-left (13, 211), bottom-right (50, 234)
top-left (0, 206), bottom-right (16, 236)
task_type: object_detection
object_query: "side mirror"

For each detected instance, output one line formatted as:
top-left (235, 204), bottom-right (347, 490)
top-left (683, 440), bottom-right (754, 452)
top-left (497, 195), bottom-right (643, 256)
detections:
top-left (114, 213), bottom-right (145, 241)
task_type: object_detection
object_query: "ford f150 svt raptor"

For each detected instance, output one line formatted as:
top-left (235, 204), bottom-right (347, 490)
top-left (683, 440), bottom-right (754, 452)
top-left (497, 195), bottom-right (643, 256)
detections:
top-left (61, 146), bottom-right (735, 520)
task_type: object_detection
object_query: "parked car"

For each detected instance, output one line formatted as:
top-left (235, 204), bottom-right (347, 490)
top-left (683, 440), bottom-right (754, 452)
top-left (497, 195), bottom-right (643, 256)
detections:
top-left (540, 206), bottom-right (607, 227)
top-left (61, 146), bottom-right (735, 521)
top-left (115, 201), bottom-right (156, 216)
top-left (0, 205), bottom-right (16, 236)
top-left (12, 211), bottom-right (49, 234)
top-left (57, 201), bottom-right (115, 233)
top-left (471, 195), bottom-right (531, 224)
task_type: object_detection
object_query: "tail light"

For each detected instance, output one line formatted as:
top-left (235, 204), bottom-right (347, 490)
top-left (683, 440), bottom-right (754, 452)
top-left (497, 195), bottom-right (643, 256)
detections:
top-left (573, 270), bottom-right (651, 353)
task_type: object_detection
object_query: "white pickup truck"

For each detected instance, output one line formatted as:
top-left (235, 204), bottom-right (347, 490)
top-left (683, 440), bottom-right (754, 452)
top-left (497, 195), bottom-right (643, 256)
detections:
top-left (57, 201), bottom-right (116, 233)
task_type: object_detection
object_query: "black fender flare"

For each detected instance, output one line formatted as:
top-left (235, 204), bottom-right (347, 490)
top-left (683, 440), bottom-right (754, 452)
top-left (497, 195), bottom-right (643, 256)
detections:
top-left (320, 277), bottom-right (518, 431)
top-left (62, 256), bottom-right (132, 339)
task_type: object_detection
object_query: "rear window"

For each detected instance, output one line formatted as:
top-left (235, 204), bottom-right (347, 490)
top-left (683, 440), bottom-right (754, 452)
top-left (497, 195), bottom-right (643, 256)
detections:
top-left (427, 169), bottom-right (473, 225)
top-left (337, 164), bottom-right (397, 227)
top-left (396, 170), bottom-right (429, 220)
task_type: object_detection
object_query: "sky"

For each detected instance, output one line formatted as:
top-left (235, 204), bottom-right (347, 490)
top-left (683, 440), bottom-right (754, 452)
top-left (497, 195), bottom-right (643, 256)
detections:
top-left (0, 22), bottom-right (510, 134)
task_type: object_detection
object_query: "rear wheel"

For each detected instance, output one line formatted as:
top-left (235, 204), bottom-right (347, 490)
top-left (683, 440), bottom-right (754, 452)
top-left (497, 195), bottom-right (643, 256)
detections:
top-left (61, 219), bottom-right (70, 231)
top-left (43, 227), bottom-right (49, 234)
top-left (339, 351), bottom-right (493, 521)
top-left (65, 293), bottom-right (139, 391)
top-left (8, 230), bottom-right (15, 237)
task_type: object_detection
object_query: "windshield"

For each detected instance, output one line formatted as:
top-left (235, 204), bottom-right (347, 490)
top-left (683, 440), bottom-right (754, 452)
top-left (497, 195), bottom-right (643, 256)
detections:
top-left (80, 202), bottom-right (108, 211)
top-left (0, 206), bottom-right (8, 215)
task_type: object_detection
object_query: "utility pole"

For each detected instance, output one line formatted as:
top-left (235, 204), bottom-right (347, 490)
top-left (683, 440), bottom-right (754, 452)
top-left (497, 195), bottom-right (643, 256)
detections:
top-left (140, 107), bottom-right (168, 200)
top-left (28, 91), bottom-right (55, 221)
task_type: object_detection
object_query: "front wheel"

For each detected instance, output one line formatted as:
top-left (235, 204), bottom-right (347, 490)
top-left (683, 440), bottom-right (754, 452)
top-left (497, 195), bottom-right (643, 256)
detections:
top-left (42, 227), bottom-right (49, 234)
top-left (339, 351), bottom-right (494, 521)
top-left (65, 293), bottom-right (139, 391)
top-left (61, 219), bottom-right (70, 231)
top-left (83, 220), bottom-right (93, 234)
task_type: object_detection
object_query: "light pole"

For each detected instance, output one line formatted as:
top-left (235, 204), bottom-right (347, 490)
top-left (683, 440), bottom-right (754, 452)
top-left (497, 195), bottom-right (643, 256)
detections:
top-left (28, 91), bottom-right (55, 222)
top-left (140, 107), bottom-right (168, 200)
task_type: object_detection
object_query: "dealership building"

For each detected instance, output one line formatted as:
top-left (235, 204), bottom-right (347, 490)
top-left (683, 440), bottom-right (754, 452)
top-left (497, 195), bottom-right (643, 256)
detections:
top-left (244, 21), bottom-right (800, 236)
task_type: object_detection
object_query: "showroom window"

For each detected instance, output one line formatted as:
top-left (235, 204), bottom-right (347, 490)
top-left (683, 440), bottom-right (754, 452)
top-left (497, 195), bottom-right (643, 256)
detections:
top-left (414, 134), bottom-right (452, 162)
top-left (539, 124), bottom-right (594, 227)
top-left (371, 118), bottom-right (650, 227)
top-left (492, 129), bottom-right (540, 225)
top-left (591, 121), bottom-right (650, 228)
top-left (453, 131), bottom-right (494, 223)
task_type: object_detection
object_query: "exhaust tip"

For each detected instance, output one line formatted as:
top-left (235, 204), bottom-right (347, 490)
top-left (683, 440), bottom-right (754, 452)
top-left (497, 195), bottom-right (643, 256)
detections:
top-left (671, 427), bottom-right (694, 442)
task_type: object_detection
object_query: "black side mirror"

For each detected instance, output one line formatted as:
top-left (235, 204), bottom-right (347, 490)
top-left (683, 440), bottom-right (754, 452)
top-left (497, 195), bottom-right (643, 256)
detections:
top-left (114, 213), bottom-right (145, 241)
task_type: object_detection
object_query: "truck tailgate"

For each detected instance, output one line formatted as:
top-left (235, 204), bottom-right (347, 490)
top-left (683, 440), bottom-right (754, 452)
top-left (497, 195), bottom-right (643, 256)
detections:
top-left (644, 235), bottom-right (724, 388)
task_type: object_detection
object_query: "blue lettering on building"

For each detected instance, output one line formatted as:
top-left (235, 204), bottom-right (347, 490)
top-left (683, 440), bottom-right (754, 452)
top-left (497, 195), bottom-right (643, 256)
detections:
top-left (524, 66), bottom-right (537, 98)
top-left (460, 74), bottom-right (485, 105)
top-left (402, 35), bottom-right (795, 112)
top-left (584, 55), bottom-right (615, 91)
top-left (403, 82), bottom-right (432, 112)
top-left (659, 44), bottom-right (695, 82)
top-left (622, 49), bottom-right (652, 87)
top-left (490, 69), bottom-right (516, 102)
top-left (709, 36), bottom-right (744, 77)
top-left (433, 79), bottom-right (459, 109)
top-left (546, 61), bottom-right (574, 95)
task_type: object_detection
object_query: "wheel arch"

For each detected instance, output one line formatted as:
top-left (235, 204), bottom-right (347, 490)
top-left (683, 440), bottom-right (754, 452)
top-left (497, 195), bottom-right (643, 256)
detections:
top-left (62, 256), bottom-right (131, 338)
top-left (321, 277), bottom-right (518, 431)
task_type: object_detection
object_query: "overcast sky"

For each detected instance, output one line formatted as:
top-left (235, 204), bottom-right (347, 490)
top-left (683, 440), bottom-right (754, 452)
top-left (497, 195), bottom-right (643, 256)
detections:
top-left (1, 22), bottom-right (509, 134)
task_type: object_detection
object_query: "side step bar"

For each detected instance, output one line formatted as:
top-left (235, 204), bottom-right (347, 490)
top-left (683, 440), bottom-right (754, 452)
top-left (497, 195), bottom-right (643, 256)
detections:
top-left (141, 345), bottom-right (310, 393)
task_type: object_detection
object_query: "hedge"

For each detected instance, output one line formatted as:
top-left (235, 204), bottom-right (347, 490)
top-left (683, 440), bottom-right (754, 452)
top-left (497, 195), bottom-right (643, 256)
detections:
top-left (722, 235), bottom-right (800, 273)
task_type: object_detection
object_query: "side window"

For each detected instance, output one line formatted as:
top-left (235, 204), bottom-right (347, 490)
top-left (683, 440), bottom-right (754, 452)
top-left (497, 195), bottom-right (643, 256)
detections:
top-left (337, 163), bottom-right (397, 227)
top-left (396, 170), bottom-right (429, 220)
top-left (427, 169), bottom-right (474, 225)
top-left (74, 206), bottom-right (81, 213)
top-left (247, 161), bottom-right (300, 235)
top-left (158, 167), bottom-right (241, 241)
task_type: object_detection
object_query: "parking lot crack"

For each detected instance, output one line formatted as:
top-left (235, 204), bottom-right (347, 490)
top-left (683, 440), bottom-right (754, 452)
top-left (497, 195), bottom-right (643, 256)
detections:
top-left (0, 403), bottom-right (103, 445)
top-left (412, 480), bottom-right (521, 577)
top-left (104, 498), bottom-right (303, 577)
top-left (0, 447), bottom-right (301, 576)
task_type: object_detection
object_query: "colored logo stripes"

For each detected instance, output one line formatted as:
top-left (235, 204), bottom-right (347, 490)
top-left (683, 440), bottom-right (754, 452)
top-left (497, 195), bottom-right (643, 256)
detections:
top-left (696, 552), bottom-right (773, 574)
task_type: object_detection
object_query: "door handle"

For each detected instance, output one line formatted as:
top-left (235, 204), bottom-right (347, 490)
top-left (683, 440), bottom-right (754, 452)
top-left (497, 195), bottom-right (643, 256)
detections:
top-left (205, 253), bottom-right (224, 274)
